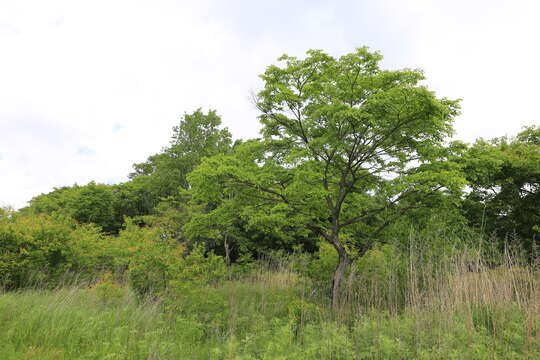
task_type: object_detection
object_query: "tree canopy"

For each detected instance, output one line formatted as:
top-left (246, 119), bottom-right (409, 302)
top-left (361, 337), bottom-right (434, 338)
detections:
top-left (130, 108), bottom-right (233, 198)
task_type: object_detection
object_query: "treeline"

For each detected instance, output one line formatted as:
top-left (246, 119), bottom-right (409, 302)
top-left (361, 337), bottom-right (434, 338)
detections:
top-left (2, 48), bottom-right (539, 307)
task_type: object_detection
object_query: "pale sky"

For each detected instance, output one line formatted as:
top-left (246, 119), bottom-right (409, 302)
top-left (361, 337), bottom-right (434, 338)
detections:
top-left (1, 0), bottom-right (539, 209)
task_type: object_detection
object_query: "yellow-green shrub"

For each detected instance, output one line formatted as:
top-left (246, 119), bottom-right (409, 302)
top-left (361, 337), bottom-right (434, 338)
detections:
top-left (0, 214), bottom-right (103, 289)
top-left (127, 229), bottom-right (182, 298)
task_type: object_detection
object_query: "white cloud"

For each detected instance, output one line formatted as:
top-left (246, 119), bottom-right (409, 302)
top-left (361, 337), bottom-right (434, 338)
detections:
top-left (1, 0), bottom-right (538, 208)
top-left (373, 0), bottom-right (540, 140)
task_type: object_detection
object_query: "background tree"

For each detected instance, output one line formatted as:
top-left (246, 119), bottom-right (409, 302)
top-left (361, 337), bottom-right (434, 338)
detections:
top-left (69, 182), bottom-right (117, 232)
top-left (462, 126), bottom-right (540, 250)
top-left (128, 108), bottom-right (234, 240)
top-left (130, 109), bottom-right (233, 200)
top-left (23, 185), bottom-right (79, 216)
top-left (112, 177), bottom-right (160, 223)
top-left (23, 182), bottom-right (119, 233)
top-left (189, 48), bottom-right (464, 307)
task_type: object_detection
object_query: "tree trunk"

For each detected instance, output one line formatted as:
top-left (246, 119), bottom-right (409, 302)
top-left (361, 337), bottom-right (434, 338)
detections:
top-left (223, 234), bottom-right (231, 266)
top-left (331, 239), bottom-right (349, 310)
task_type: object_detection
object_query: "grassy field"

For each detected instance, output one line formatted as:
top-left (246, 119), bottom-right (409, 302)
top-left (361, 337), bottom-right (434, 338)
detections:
top-left (2, 254), bottom-right (540, 360)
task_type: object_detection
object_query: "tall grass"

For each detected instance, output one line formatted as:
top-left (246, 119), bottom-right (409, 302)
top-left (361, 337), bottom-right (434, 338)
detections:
top-left (1, 238), bottom-right (540, 359)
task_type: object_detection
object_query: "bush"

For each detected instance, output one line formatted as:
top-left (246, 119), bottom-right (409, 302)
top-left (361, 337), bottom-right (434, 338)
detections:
top-left (169, 244), bottom-right (228, 290)
top-left (127, 230), bottom-right (183, 299)
top-left (305, 242), bottom-right (338, 291)
top-left (0, 214), bottom-right (103, 289)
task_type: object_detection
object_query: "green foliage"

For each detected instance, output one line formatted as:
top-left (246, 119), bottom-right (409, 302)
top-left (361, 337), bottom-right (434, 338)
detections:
top-left (168, 244), bottom-right (227, 291)
top-left (127, 228), bottom-right (183, 298)
top-left (23, 182), bottom-right (120, 233)
top-left (306, 242), bottom-right (338, 288)
top-left (127, 228), bottom-right (227, 300)
top-left (460, 126), bottom-right (540, 251)
top-left (70, 182), bottom-right (117, 232)
top-left (186, 140), bottom-right (319, 261)
top-left (112, 177), bottom-right (160, 221)
top-left (22, 185), bottom-right (77, 216)
top-left (105, 219), bottom-right (163, 272)
top-left (130, 109), bottom-right (233, 205)
top-left (66, 222), bottom-right (109, 274)
top-left (0, 214), bottom-right (103, 289)
top-left (356, 244), bottom-right (398, 283)
top-left (0, 213), bottom-right (166, 290)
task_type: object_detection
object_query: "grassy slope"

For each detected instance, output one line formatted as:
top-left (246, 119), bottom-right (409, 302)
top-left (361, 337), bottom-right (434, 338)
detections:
top-left (2, 265), bottom-right (540, 360)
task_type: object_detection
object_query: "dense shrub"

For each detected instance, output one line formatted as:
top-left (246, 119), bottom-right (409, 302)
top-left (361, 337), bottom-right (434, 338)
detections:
top-left (0, 214), bottom-right (105, 289)
top-left (128, 237), bottom-right (182, 298)
top-left (127, 227), bottom-right (227, 300)
top-left (306, 242), bottom-right (338, 290)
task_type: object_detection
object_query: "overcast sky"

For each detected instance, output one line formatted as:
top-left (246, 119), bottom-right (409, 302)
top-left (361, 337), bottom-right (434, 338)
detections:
top-left (1, 0), bottom-right (539, 209)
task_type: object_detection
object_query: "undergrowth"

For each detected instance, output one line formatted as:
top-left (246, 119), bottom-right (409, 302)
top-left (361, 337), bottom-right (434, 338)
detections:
top-left (2, 248), bottom-right (540, 360)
